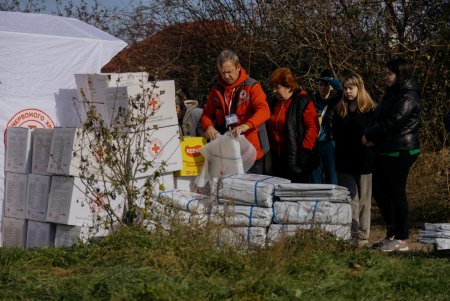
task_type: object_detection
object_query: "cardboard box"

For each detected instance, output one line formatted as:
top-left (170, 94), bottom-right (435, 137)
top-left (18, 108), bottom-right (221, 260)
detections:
top-left (5, 126), bottom-right (32, 173)
top-left (2, 217), bottom-right (27, 248)
top-left (135, 125), bottom-right (182, 178)
top-left (47, 127), bottom-right (111, 178)
top-left (74, 73), bottom-right (108, 104)
top-left (174, 136), bottom-right (206, 176)
top-left (26, 174), bottom-right (51, 222)
top-left (54, 223), bottom-right (112, 247)
top-left (4, 172), bottom-right (28, 219)
top-left (135, 172), bottom-right (175, 193)
top-left (26, 221), bottom-right (56, 248)
top-left (46, 176), bottom-right (124, 226)
top-left (46, 126), bottom-right (181, 179)
top-left (74, 74), bottom-right (175, 129)
top-left (102, 86), bottom-right (129, 126)
top-left (54, 225), bottom-right (85, 247)
top-left (127, 80), bottom-right (177, 128)
top-left (104, 72), bottom-right (149, 87)
top-left (32, 128), bottom-right (53, 175)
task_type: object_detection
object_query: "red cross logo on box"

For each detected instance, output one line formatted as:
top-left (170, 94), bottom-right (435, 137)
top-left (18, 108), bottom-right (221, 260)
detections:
top-left (147, 95), bottom-right (161, 113)
top-left (149, 138), bottom-right (163, 159)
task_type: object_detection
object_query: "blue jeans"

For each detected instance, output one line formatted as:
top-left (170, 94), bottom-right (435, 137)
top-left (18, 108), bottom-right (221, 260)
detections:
top-left (311, 140), bottom-right (337, 184)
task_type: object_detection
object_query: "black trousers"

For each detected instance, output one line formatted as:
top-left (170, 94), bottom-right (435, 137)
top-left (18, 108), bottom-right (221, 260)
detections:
top-left (270, 152), bottom-right (310, 183)
top-left (372, 151), bottom-right (418, 240)
top-left (247, 157), bottom-right (264, 175)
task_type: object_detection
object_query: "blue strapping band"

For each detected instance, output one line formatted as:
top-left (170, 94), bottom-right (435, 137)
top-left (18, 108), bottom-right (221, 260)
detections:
top-left (249, 206), bottom-right (254, 227)
top-left (253, 176), bottom-right (273, 205)
top-left (281, 224), bottom-right (285, 235)
top-left (186, 197), bottom-right (195, 211)
top-left (312, 201), bottom-right (319, 222)
top-left (272, 207), bottom-right (281, 224)
top-left (156, 191), bottom-right (165, 202)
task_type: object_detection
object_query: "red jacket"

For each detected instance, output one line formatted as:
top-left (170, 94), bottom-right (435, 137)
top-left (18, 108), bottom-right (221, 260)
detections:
top-left (268, 90), bottom-right (319, 156)
top-left (201, 67), bottom-right (270, 159)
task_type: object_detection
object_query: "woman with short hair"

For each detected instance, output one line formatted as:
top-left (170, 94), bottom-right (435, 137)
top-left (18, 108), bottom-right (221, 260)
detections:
top-left (267, 67), bottom-right (319, 183)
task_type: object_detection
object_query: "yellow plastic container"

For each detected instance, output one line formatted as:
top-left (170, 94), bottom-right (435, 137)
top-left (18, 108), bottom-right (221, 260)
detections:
top-left (174, 136), bottom-right (206, 176)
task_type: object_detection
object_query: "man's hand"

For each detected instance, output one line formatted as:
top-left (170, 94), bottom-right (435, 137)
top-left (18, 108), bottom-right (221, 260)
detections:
top-left (205, 126), bottom-right (220, 140)
top-left (231, 124), bottom-right (250, 137)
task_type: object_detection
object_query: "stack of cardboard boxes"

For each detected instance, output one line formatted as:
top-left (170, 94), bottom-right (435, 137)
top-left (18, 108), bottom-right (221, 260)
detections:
top-left (2, 73), bottom-right (183, 248)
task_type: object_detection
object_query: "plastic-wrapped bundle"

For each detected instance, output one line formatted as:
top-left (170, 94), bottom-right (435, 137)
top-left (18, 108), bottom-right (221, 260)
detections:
top-left (210, 174), bottom-right (291, 208)
top-left (419, 230), bottom-right (450, 238)
top-left (195, 133), bottom-right (256, 187)
top-left (148, 199), bottom-right (209, 228)
top-left (276, 196), bottom-right (351, 202)
top-left (157, 189), bottom-right (212, 214)
top-left (423, 223), bottom-right (450, 231)
top-left (418, 238), bottom-right (450, 250)
top-left (418, 223), bottom-right (450, 250)
top-left (267, 223), bottom-right (351, 242)
top-left (272, 201), bottom-right (351, 225)
top-left (274, 183), bottom-right (351, 203)
top-left (217, 226), bottom-right (267, 248)
top-left (210, 205), bottom-right (273, 227)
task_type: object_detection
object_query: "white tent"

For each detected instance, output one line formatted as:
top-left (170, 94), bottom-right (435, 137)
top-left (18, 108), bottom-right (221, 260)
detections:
top-left (0, 11), bottom-right (127, 243)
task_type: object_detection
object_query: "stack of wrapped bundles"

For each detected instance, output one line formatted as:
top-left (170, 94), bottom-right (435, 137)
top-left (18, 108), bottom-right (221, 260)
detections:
top-left (418, 223), bottom-right (450, 250)
top-left (210, 174), bottom-right (291, 247)
top-left (149, 189), bottom-right (212, 229)
top-left (268, 183), bottom-right (352, 243)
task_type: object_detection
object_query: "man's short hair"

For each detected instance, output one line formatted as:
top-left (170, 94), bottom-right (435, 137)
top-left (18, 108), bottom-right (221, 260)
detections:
top-left (217, 50), bottom-right (240, 67)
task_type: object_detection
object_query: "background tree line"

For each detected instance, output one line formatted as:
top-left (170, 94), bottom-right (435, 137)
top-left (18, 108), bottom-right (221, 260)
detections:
top-left (2, 0), bottom-right (448, 150)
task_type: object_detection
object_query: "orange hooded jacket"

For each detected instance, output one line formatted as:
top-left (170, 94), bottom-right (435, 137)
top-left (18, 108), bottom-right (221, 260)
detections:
top-left (201, 67), bottom-right (270, 160)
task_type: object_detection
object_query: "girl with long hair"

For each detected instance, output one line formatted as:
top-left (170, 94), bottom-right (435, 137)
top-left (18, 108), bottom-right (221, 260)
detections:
top-left (333, 73), bottom-right (376, 246)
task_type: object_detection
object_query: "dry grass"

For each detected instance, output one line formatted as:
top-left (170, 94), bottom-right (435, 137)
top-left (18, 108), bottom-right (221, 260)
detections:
top-left (407, 149), bottom-right (449, 226)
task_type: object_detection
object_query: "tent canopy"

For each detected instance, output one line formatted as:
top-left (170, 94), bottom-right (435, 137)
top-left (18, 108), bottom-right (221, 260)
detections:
top-left (0, 11), bottom-right (119, 41)
top-left (0, 11), bottom-right (127, 100)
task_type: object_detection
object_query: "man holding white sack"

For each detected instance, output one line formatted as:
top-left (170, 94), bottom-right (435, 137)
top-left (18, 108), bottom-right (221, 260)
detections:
top-left (201, 50), bottom-right (270, 174)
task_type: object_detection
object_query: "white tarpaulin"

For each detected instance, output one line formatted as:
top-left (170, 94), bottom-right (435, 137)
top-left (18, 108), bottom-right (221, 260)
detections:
top-left (0, 11), bottom-right (127, 243)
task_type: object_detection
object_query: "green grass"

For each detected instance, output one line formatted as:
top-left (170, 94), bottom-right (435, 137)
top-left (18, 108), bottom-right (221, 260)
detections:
top-left (0, 226), bottom-right (449, 301)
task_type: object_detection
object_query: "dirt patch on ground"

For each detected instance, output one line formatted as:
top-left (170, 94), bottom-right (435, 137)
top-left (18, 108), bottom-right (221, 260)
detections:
top-left (369, 225), bottom-right (435, 252)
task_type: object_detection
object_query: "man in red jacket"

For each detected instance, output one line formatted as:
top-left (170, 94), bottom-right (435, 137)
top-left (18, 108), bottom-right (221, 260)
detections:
top-left (201, 50), bottom-right (270, 174)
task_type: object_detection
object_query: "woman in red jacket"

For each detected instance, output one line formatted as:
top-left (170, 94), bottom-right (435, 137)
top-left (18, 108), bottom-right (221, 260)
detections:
top-left (268, 67), bottom-right (320, 182)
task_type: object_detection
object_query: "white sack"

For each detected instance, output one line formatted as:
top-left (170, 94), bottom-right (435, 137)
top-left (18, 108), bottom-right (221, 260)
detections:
top-left (419, 230), bottom-right (450, 238)
top-left (149, 199), bottom-right (209, 227)
top-left (210, 174), bottom-right (291, 208)
top-left (195, 133), bottom-right (256, 187)
top-left (156, 189), bottom-right (212, 214)
top-left (418, 238), bottom-right (450, 250)
top-left (276, 196), bottom-right (351, 203)
top-left (218, 226), bottom-right (266, 248)
top-left (273, 201), bottom-right (352, 225)
top-left (424, 223), bottom-right (450, 231)
top-left (274, 184), bottom-right (350, 202)
top-left (210, 205), bottom-right (273, 227)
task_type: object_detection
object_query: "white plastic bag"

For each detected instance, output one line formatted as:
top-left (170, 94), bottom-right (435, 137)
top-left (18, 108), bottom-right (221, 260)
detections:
top-left (195, 133), bottom-right (256, 187)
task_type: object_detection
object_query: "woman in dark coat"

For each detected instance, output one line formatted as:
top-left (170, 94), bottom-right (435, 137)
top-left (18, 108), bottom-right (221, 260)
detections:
top-left (363, 58), bottom-right (421, 252)
top-left (333, 73), bottom-right (376, 246)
